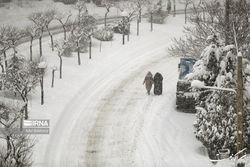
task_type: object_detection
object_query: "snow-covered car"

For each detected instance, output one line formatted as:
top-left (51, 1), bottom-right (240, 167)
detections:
top-left (176, 58), bottom-right (197, 113)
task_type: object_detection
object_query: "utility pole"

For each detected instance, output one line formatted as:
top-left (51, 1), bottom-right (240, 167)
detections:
top-left (236, 53), bottom-right (244, 167)
top-left (225, 0), bottom-right (230, 45)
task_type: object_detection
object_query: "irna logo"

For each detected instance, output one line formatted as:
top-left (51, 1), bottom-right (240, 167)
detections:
top-left (23, 120), bottom-right (49, 127)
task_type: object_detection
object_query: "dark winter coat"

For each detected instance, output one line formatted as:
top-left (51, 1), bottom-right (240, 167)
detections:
top-left (143, 72), bottom-right (154, 95)
top-left (153, 72), bottom-right (163, 95)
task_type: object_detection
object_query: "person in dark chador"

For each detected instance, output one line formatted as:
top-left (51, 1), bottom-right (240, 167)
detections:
top-left (153, 72), bottom-right (163, 95)
top-left (143, 71), bottom-right (154, 95)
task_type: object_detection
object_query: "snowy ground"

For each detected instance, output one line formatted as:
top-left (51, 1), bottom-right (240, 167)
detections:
top-left (0, 0), bottom-right (202, 28)
top-left (0, 0), bottom-right (120, 28)
top-left (3, 4), bottom-right (246, 165)
top-left (10, 14), bottom-right (217, 167)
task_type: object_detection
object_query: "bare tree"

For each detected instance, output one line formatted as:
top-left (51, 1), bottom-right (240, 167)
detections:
top-left (169, 0), bottom-right (250, 59)
top-left (70, 27), bottom-right (88, 65)
top-left (116, 1), bottom-right (137, 43)
top-left (55, 11), bottom-right (72, 40)
top-left (51, 66), bottom-right (57, 88)
top-left (0, 55), bottom-right (41, 119)
top-left (28, 12), bottom-right (46, 57)
top-left (38, 60), bottom-right (47, 105)
top-left (70, 12), bottom-right (96, 62)
top-left (74, 0), bottom-right (88, 26)
top-left (173, 0), bottom-right (176, 17)
top-left (0, 26), bottom-right (11, 70)
top-left (4, 26), bottom-right (24, 56)
top-left (54, 39), bottom-right (72, 78)
top-left (0, 25), bottom-right (24, 70)
top-left (44, 9), bottom-right (56, 51)
top-left (103, 0), bottom-right (114, 28)
top-left (25, 24), bottom-right (38, 61)
top-left (133, 0), bottom-right (149, 23)
top-left (147, 1), bottom-right (156, 32)
top-left (178, 0), bottom-right (192, 23)
top-left (133, 0), bottom-right (149, 35)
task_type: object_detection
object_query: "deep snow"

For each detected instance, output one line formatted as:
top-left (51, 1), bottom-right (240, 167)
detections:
top-left (13, 14), bottom-right (213, 167)
top-left (1, 7), bottom-right (245, 167)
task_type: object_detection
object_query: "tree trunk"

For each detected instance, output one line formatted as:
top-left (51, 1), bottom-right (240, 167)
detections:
top-left (236, 55), bottom-right (244, 167)
top-left (58, 52), bottom-right (62, 79)
top-left (185, 5), bottom-right (187, 24)
top-left (20, 111), bottom-right (23, 130)
top-left (39, 36), bottom-right (42, 57)
top-left (30, 37), bottom-right (33, 61)
top-left (6, 136), bottom-right (10, 151)
top-left (4, 51), bottom-right (7, 69)
top-left (0, 63), bottom-right (4, 73)
top-left (139, 9), bottom-right (142, 23)
top-left (63, 26), bottom-right (67, 40)
top-left (104, 12), bottom-right (108, 28)
top-left (122, 17), bottom-right (125, 45)
top-left (40, 75), bottom-right (44, 105)
top-left (137, 18), bottom-right (139, 36)
top-left (89, 36), bottom-right (92, 59)
top-left (50, 34), bottom-right (54, 51)
top-left (52, 69), bottom-right (55, 88)
top-left (24, 102), bottom-right (28, 120)
top-left (173, 0), bottom-right (176, 17)
top-left (151, 12), bottom-right (153, 32)
top-left (127, 23), bottom-right (130, 42)
top-left (122, 33), bottom-right (125, 45)
top-left (77, 41), bottom-right (81, 65)
top-left (100, 40), bottom-right (102, 52)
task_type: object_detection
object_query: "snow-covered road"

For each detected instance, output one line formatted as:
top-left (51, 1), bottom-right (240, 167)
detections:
top-left (43, 30), bottom-right (181, 167)
top-left (15, 15), bottom-right (212, 167)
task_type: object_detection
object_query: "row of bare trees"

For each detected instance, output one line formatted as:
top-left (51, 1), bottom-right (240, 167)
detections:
top-left (0, 1), bottom-right (172, 165)
top-left (0, 0), bottom-right (167, 122)
top-left (169, 0), bottom-right (250, 59)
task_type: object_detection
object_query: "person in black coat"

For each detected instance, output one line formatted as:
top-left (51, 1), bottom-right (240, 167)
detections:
top-left (153, 72), bottom-right (163, 95)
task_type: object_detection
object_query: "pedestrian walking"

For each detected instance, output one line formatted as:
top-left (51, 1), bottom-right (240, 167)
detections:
top-left (153, 72), bottom-right (163, 95)
top-left (143, 71), bottom-right (154, 95)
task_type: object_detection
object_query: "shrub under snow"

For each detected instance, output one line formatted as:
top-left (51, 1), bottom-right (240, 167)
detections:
top-left (185, 33), bottom-right (250, 158)
top-left (93, 26), bottom-right (114, 41)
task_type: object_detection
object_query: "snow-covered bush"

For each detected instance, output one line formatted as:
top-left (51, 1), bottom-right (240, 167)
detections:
top-left (93, 26), bottom-right (114, 41)
top-left (68, 33), bottom-right (88, 53)
top-left (186, 34), bottom-right (250, 158)
top-left (0, 103), bottom-right (35, 167)
top-left (54, 38), bottom-right (73, 57)
top-left (63, 0), bottom-right (77, 4)
top-left (112, 19), bottom-right (129, 35)
top-left (147, 0), bottom-right (166, 24)
top-left (93, 0), bottom-right (103, 6)
top-left (1, 55), bottom-right (41, 95)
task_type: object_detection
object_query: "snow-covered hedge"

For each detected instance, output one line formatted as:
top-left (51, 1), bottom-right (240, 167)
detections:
top-left (112, 20), bottom-right (129, 35)
top-left (53, 0), bottom-right (77, 4)
top-left (186, 34), bottom-right (250, 158)
top-left (93, 26), bottom-right (114, 41)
